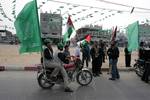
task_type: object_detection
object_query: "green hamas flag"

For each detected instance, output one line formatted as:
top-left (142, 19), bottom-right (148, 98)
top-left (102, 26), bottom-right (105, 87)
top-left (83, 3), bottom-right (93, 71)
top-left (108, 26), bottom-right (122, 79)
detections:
top-left (14, 0), bottom-right (42, 53)
top-left (126, 21), bottom-right (139, 52)
top-left (63, 15), bottom-right (75, 45)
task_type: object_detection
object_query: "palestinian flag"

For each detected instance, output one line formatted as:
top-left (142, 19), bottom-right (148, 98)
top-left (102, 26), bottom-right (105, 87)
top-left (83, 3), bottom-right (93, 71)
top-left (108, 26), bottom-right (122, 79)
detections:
top-left (111, 26), bottom-right (117, 43)
top-left (63, 15), bottom-right (75, 45)
top-left (85, 34), bottom-right (91, 43)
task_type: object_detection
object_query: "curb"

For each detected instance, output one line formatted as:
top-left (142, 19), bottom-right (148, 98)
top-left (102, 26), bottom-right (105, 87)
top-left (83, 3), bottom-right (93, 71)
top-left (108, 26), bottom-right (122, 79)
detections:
top-left (0, 65), bottom-right (134, 72)
top-left (101, 67), bottom-right (134, 72)
top-left (0, 66), bottom-right (5, 71)
top-left (0, 64), bottom-right (41, 71)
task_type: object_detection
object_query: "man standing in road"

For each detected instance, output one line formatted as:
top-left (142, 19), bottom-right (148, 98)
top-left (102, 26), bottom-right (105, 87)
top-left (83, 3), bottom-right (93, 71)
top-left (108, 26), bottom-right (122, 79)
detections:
top-left (124, 43), bottom-right (132, 67)
top-left (107, 41), bottom-right (120, 80)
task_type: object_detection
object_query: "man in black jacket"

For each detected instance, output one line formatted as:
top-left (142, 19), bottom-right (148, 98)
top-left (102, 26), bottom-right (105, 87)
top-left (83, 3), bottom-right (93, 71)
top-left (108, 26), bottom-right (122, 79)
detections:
top-left (124, 43), bottom-right (131, 67)
top-left (107, 41), bottom-right (120, 80)
top-left (90, 41), bottom-right (104, 76)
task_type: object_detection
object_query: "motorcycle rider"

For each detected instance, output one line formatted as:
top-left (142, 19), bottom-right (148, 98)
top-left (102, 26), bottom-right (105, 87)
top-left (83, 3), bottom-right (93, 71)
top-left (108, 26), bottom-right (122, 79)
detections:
top-left (43, 39), bottom-right (73, 92)
top-left (63, 45), bottom-right (71, 64)
top-left (57, 43), bottom-right (67, 63)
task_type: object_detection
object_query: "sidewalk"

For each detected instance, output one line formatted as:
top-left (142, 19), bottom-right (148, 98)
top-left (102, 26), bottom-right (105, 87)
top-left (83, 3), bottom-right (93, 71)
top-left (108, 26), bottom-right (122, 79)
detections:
top-left (0, 61), bottom-right (134, 71)
top-left (0, 44), bottom-right (136, 71)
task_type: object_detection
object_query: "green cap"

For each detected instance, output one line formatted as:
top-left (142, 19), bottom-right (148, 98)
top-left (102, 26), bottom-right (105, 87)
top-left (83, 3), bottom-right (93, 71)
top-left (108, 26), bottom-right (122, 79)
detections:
top-left (43, 39), bottom-right (52, 45)
top-left (57, 42), bottom-right (64, 50)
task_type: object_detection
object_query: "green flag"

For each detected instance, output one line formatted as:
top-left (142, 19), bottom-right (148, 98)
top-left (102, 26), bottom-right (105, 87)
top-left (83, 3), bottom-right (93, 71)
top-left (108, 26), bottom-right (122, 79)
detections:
top-left (126, 21), bottom-right (139, 52)
top-left (14, 0), bottom-right (42, 53)
top-left (63, 15), bottom-right (75, 45)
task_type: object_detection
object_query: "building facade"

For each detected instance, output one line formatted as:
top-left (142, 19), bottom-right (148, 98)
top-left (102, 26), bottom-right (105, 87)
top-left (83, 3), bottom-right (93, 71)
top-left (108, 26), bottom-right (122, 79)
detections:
top-left (139, 24), bottom-right (150, 42)
top-left (40, 13), bottom-right (62, 43)
top-left (75, 25), bottom-right (111, 43)
top-left (0, 30), bottom-right (18, 44)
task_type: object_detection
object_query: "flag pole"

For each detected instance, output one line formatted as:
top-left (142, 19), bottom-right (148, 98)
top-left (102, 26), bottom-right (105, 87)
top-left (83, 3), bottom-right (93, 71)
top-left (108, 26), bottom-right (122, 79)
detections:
top-left (137, 21), bottom-right (140, 58)
top-left (34, 0), bottom-right (44, 69)
top-left (34, 0), bottom-right (42, 51)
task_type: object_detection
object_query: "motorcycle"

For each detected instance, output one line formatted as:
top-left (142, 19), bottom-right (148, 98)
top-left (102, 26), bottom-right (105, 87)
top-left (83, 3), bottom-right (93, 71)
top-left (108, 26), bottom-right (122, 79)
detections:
top-left (37, 56), bottom-right (93, 89)
top-left (133, 59), bottom-right (145, 77)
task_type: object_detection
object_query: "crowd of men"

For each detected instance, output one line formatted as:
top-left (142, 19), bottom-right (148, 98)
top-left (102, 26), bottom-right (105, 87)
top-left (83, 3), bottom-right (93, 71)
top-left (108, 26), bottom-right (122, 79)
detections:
top-left (78, 40), bottom-right (150, 82)
top-left (42, 39), bottom-right (150, 92)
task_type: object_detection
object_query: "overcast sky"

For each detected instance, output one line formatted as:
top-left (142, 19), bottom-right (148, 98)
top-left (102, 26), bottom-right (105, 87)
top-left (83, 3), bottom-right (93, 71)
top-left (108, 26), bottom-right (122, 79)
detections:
top-left (0, 0), bottom-right (150, 35)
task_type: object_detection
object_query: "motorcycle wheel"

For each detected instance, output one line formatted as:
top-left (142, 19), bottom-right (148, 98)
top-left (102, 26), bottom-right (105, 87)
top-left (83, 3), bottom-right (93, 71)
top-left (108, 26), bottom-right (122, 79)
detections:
top-left (37, 73), bottom-right (55, 89)
top-left (76, 70), bottom-right (93, 86)
top-left (134, 64), bottom-right (143, 77)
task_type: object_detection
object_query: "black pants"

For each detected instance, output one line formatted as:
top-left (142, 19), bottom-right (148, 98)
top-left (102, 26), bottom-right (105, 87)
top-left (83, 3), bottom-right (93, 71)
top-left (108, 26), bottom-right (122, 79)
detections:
top-left (125, 55), bottom-right (131, 67)
top-left (141, 62), bottom-right (150, 83)
top-left (92, 58), bottom-right (102, 75)
top-left (82, 56), bottom-right (89, 67)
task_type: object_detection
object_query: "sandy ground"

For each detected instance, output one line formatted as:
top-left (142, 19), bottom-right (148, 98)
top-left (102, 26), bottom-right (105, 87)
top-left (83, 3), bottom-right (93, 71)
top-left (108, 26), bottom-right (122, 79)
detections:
top-left (0, 43), bottom-right (138, 68)
top-left (0, 44), bottom-right (41, 66)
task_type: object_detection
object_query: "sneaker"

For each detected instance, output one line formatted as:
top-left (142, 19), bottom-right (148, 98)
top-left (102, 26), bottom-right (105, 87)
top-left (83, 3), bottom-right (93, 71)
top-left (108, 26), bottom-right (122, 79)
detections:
top-left (93, 73), bottom-right (97, 77)
top-left (116, 77), bottom-right (120, 79)
top-left (64, 87), bottom-right (73, 92)
top-left (109, 78), bottom-right (115, 80)
top-left (96, 74), bottom-right (100, 77)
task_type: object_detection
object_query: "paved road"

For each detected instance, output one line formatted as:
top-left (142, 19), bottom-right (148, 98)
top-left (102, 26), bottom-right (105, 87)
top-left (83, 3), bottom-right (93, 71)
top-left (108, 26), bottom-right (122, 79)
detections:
top-left (0, 71), bottom-right (149, 100)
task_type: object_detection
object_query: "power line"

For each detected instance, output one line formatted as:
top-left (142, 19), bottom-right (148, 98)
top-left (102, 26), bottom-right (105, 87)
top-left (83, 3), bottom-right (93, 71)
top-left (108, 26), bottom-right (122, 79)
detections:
top-left (47, 0), bottom-right (150, 13)
top-left (96, 0), bottom-right (150, 11)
